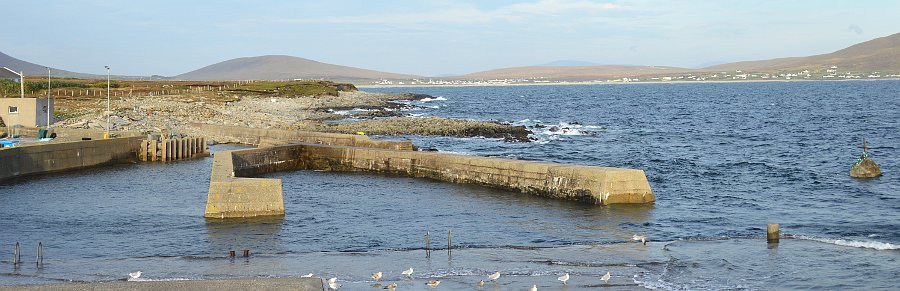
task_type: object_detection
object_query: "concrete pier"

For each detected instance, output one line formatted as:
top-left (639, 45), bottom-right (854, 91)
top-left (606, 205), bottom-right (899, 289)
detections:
top-left (0, 137), bottom-right (143, 182)
top-left (205, 142), bottom-right (654, 218)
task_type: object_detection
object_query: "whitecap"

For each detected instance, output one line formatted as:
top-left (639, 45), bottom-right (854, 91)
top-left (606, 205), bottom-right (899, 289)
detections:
top-left (796, 235), bottom-right (900, 250)
top-left (419, 96), bottom-right (448, 102)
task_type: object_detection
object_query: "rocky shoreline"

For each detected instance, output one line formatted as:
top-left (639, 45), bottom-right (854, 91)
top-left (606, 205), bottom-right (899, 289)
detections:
top-left (51, 84), bottom-right (531, 143)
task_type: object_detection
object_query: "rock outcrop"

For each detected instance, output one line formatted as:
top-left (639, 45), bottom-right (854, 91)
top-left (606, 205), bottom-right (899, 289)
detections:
top-left (850, 157), bottom-right (882, 178)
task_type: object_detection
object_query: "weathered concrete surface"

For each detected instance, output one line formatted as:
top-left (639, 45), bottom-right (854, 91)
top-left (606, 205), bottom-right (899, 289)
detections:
top-left (0, 137), bottom-right (143, 182)
top-left (850, 158), bottom-right (882, 178)
top-left (206, 142), bottom-right (654, 218)
top-left (191, 123), bottom-right (414, 150)
top-left (0, 277), bottom-right (324, 291)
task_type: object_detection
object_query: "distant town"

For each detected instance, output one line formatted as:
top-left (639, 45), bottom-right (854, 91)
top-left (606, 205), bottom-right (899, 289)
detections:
top-left (371, 66), bottom-right (900, 86)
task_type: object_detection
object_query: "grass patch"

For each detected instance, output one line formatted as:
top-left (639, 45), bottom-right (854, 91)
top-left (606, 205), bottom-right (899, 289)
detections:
top-left (227, 80), bottom-right (356, 97)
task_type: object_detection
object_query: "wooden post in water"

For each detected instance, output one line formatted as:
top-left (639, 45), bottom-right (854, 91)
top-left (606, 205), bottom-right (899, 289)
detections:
top-left (425, 231), bottom-right (431, 258)
top-left (767, 223), bottom-right (780, 243)
top-left (150, 140), bottom-right (158, 161)
top-left (448, 229), bottom-right (452, 257)
top-left (140, 140), bottom-right (148, 161)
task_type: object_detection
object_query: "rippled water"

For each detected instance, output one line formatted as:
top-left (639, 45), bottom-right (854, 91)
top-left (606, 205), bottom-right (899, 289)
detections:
top-left (2, 81), bottom-right (899, 289)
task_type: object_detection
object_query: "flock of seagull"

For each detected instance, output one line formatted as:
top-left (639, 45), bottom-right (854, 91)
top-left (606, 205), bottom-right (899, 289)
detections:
top-left (126, 235), bottom-right (648, 290)
top-left (318, 262), bottom-right (621, 290)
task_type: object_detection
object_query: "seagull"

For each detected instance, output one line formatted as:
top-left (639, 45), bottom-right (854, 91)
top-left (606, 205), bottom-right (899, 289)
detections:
top-left (301, 273), bottom-right (314, 278)
top-left (601, 272), bottom-right (611, 284)
top-left (478, 279), bottom-right (485, 287)
top-left (402, 267), bottom-right (414, 278)
top-left (632, 234), bottom-right (648, 245)
top-left (558, 273), bottom-right (569, 284)
top-left (426, 280), bottom-right (441, 288)
top-left (327, 277), bottom-right (341, 290)
top-left (372, 272), bottom-right (383, 282)
top-left (488, 271), bottom-right (501, 281)
top-left (383, 282), bottom-right (397, 290)
top-left (529, 284), bottom-right (538, 291)
top-left (127, 271), bottom-right (142, 281)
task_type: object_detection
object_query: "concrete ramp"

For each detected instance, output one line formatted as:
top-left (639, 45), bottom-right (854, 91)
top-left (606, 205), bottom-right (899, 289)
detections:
top-left (205, 142), bottom-right (654, 218)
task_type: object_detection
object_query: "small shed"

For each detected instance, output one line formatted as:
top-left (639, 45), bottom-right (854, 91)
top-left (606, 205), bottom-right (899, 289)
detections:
top-left (0, 98), bottom-right (55, 128)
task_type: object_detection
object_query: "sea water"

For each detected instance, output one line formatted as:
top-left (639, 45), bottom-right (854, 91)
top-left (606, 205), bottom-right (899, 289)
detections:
top-left (2, 81), bottom-right (899, 289)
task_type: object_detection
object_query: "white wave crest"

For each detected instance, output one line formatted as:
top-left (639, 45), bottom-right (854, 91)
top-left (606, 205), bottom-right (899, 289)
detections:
top-left (796, 236), bottom-right (900, 250)
top-left (419, 96), bottom-right (448, 102)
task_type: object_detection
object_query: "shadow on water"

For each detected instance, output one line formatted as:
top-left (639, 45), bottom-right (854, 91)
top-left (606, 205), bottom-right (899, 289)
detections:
top-left (204, 216), bottom-right (285, 256)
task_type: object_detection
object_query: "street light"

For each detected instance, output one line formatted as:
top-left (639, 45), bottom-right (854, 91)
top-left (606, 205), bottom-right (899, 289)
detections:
top-left (105, 65), bottom-right (110, 138)
top-left (47, 67), bottom-right (51, 129)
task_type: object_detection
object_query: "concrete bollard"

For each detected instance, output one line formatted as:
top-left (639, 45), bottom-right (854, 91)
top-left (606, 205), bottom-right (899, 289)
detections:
top-left (767, 223), bottom-right (780, 243)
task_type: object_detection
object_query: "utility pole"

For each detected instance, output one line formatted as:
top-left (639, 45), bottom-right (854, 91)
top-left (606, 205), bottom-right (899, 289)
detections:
top-left (105, 66), bottom-right (110, 138)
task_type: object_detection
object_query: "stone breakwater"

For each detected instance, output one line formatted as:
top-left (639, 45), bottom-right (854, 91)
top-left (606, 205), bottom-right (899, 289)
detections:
top-left (205, 141), bottom-right (654, 218)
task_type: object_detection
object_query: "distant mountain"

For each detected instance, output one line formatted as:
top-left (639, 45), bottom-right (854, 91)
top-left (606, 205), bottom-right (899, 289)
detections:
top-left (536, 60), bottom-right (601, 66)
top-left (703, 32), bottom-right (900, 72)
top-left (460, 65), bottom-right (690, 81)
top-left (175, 55), bottom-right (420, 81)
top-left (455, 33), bottom-right (900, 80)
top-left (0, 51), bottom-right (98, 79)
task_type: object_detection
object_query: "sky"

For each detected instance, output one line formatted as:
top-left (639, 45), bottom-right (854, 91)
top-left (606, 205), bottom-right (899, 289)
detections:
top-left (2, 0), bottom-right (899, 77)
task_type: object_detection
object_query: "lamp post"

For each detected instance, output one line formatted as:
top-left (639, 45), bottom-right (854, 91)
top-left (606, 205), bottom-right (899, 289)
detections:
top-left (105, 65), bottom-right (110, 138)
top-left (47, 67), bottom-right (51, 129)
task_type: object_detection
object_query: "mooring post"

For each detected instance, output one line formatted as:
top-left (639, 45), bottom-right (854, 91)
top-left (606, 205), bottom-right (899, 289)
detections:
top-left (243, 250), bottom-right (249, 257)
top-left (229, 250), bottom-right (235, 257)
top-left (767, 223), bottom-right (780, 243)
top-left (36, 241), bottom-right (43, 267)
top-left (425, 231), bottom-right (431, 258)
top-left (448, 229), bottom-right (452, 256)
top-left (13, 242), bottom-right (20, 265)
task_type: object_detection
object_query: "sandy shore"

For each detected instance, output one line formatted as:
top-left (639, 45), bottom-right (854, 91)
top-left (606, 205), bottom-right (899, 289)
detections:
top-left (0, 278), bottom-right (323, 291)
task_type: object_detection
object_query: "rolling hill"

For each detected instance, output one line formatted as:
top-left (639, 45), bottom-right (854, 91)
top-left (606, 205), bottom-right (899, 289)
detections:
top-left (174, 55), bottom-right (420, 81)
top-left (456, 32), bottom-right (900, 81)
top-left (703, 32), bottom-right (900, 73)
top-left (0, 51), bottom-right (99, 79)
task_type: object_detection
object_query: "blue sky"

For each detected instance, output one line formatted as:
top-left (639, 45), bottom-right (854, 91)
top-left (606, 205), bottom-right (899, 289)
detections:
top-left (2, 0), bottom-right (898, 76)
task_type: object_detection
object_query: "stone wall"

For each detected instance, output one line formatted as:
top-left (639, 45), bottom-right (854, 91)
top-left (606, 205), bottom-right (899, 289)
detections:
top-left (0, 137), bottom-right (143, 182)
top-left (205, 142), bottom-right (654, 218)
top-left (192, 123), bottom-right (414, 150)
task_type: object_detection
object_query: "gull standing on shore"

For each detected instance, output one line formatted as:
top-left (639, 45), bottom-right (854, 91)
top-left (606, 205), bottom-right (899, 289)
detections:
top-left (601, 272), bottom-right (611, 284)
top-left (127, 271), bottom-right (142, 281)
top-left (479, 279), bottom-right (485, 287)
top-left (558, 273), bottom-right (569, 284)
top-left (529, 284), bottom-right (538, 291)
top-left (488, 271), bottom-right (501, 281)
top-left (372, 272), bottom-right (383, 282)
top-left (327, 277), bottom-right (341, 290)
top-left (383, 282), bottom-right (397, 290)
top-left (402, 267), bottom-right (414, 278)
top-left (426, 280), bottom-right (441, 288)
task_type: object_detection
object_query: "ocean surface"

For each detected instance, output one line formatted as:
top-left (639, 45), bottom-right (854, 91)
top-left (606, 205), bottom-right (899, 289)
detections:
top-left (2, 81), bottom-right (899, 290)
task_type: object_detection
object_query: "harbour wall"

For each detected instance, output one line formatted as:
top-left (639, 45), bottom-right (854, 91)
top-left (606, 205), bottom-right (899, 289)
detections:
top-left (205, 142), bottom-right (654, 218)
top-left (191, 123), bottom-right (414, 150)
top-left (0, 137), bottom-right (143, 182)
